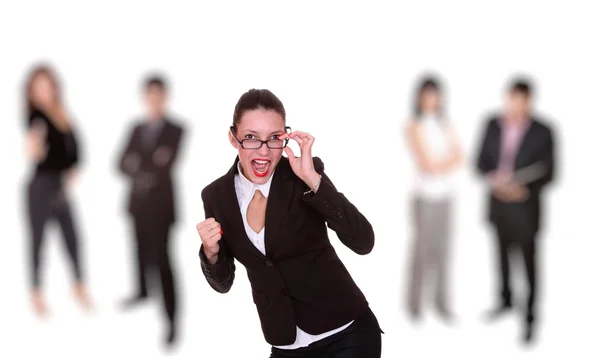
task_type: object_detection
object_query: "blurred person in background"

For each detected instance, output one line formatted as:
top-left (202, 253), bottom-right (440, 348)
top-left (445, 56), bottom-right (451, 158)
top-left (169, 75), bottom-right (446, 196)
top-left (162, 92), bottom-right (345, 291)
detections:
top-left (404, 76), bottom-right (464, 322)
top-left (117, 74), bottom-right (184, 347)
top-left (22, 64), bottom-right (91, 317)
top-left (195, 89), bottom-right (383, 358)
top-left (475, 78), bottom-right (556, 344)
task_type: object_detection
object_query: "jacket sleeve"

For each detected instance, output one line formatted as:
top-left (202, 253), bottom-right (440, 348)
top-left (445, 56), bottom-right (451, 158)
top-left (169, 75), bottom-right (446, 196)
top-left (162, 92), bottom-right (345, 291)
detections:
top-left (526, 125), bottom-right (555, 193)
top-left (198, 187), bottom-right (236, 293)
top-left (476, 118), bottom-right (495, 176)
top-left (302, 157), bottom-right (375, 255)
top-left (118, 125), bottom-right (141, 177)
top-left (148, 124), bottom-right (184, 177)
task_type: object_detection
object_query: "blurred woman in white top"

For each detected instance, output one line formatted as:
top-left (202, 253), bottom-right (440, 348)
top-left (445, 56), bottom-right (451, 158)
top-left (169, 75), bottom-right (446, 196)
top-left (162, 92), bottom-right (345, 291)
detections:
top-left (404, 76), bottom-right (464, 322)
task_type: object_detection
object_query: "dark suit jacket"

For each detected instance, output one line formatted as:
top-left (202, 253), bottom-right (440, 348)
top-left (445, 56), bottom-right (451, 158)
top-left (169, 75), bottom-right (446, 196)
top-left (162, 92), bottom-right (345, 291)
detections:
top-left (476, 114), bottom-right (555, 233)
top-left (199, 156), bottom-right (375, 346)
top-left (118, 118), bottom-right (184, 224)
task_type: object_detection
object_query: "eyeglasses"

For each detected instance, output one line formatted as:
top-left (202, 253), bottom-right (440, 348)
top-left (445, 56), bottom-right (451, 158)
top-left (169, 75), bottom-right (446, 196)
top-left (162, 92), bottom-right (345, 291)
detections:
top-left (230, 126), bottom-right (291, 149)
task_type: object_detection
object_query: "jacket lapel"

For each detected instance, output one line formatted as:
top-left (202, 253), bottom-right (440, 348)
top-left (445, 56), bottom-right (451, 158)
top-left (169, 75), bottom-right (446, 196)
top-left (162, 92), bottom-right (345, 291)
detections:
top-left (151, 119), bottom-right (170, 150)
top-left (514, 120), bottom-right (536, 168)
top-left (217, 157), bottom-right (266, 260)
top-left (264, 158), bottom-right (296, 256)
top-left (216, 156), bottom-right (297, 259)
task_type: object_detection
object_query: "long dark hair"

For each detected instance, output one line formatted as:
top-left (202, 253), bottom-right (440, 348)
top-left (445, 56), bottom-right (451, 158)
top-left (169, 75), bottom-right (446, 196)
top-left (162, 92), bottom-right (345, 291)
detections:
top-left (231, 89), bottom-right (286, 134)
top-left (413, 76), bottom-right (443, 119)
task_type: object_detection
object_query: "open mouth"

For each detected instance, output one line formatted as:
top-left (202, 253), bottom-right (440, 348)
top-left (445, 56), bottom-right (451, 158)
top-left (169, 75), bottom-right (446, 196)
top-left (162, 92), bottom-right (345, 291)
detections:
top-left (251, 159), bottom-right (271, 177)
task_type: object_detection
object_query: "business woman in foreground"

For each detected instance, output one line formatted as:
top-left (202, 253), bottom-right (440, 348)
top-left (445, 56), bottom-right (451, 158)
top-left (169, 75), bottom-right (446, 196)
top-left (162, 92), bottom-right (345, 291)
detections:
top-left (196, 89), bottom-right (382, 357)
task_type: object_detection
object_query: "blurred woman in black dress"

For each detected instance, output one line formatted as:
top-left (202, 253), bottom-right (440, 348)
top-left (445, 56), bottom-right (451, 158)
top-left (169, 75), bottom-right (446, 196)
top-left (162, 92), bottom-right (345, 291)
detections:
top-left (23, 64), bottom-right (91, 316)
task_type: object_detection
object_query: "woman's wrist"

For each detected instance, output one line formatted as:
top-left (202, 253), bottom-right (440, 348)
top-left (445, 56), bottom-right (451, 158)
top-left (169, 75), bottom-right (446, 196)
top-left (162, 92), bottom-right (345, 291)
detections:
top-left (302, 170), bottom-right (322, 193)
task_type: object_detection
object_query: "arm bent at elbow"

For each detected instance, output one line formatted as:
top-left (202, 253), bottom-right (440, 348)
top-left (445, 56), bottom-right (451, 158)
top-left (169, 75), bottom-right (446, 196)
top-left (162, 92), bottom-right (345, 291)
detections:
top-left (199, 243), bottom-right (236, 293)
top-left (118, 126), bottom-right (140, 177)
top-left (476, 119), bottom-right (496, 176)
top-left (302, 158), bottom-right (375, 255)
top-left (527, 128), bottom-right (555, 192)
top-left (197, 189), bottom-right (236, 293)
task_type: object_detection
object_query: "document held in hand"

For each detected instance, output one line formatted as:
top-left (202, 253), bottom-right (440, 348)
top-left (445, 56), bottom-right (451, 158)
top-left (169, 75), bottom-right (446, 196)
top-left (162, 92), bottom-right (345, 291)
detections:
top-left (511, 162), bottom-right (547, 184)
top-left (486, 162), bottom-right (547, 188)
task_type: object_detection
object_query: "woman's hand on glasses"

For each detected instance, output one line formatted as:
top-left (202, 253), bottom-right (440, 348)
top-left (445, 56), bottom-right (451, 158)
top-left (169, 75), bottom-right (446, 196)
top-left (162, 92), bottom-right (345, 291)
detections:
top-left (280, 131), bottom-right (321, 189)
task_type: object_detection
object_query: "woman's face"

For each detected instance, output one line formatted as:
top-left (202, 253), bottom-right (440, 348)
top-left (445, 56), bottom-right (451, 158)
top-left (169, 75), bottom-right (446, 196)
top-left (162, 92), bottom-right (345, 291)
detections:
top-left (229, 109), bottom-right (286, 184)
top-left (30, 74), bottom-right (56, 109)
top-left (420, 88), bottom-right (440, 113)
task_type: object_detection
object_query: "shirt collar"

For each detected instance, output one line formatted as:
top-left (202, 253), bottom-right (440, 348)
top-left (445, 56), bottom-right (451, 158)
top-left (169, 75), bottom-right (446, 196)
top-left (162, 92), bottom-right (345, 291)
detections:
top-left (146, 116), bottom-right (166, 127)
top-left (236, 161), bottom-right (273, 198)
top-left (500, 114), bottom-right (531, 129)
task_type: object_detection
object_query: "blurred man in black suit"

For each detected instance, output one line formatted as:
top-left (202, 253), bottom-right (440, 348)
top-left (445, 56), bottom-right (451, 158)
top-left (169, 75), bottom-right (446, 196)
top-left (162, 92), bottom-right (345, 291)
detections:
top-left (475, 78), bottom-right (555, 344)
top-left (118, 75), bottom-right (184, 346)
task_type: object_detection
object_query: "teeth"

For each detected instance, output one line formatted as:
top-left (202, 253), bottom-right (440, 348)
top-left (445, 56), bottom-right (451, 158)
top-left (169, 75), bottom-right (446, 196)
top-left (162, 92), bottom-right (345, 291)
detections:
top-left (254, 160), bottom-right (269, 164)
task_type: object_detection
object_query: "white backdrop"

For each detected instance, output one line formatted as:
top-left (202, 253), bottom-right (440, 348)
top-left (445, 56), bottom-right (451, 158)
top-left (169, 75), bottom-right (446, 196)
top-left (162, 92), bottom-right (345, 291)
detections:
top-left (0, 1), bottom-right (596, 357)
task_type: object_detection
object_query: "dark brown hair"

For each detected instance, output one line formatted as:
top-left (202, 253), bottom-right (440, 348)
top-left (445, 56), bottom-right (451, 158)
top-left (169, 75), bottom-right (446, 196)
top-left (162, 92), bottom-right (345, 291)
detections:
top-left (231, 89), bottom-right (286, 133)
top-left (144, 74), bottom-right (168, 92)
top-left (509, 78), bottom-right (532, 97)
top-left (414, 75), bottom-right (443, 118)
top-left (25, 64), bottom-right (62, 116)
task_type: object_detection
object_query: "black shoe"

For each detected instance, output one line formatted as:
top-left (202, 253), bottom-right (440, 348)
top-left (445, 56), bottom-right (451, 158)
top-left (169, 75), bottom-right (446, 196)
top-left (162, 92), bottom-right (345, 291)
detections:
top-left (484, 303), bottom-right (512, 321)
top-left (522, 321), bottom-right (535, 344)
top-left (120, 294), bottom-right (148, 309)
top-left (165, 324), bottom-right (177, 346)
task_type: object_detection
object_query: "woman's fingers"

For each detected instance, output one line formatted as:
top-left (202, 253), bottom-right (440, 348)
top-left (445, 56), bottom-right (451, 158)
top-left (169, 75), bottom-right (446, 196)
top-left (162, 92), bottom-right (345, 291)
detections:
top-left (284, 147), bottom-right (298, 163)
top-left (282, 131), bottom-right (315, 153)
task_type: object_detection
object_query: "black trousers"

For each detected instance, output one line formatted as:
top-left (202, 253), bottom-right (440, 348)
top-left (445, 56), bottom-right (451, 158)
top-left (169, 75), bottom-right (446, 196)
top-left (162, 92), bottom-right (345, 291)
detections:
top-left (27, 173), bottom-right (82, 288)
top-left (494, 216), bottom-right (537, 322)
top-left (132, 212), bottom-right (176, 326)
top-left (269, 308), bottom-right (382, 358)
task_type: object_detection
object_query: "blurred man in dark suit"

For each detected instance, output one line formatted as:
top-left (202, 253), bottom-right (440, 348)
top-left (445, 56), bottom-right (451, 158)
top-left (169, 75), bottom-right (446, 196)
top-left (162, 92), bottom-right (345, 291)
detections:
top-left (118, 75), bottom-right (184, 346)
top-left (475, 78), bottom-right (555, 344)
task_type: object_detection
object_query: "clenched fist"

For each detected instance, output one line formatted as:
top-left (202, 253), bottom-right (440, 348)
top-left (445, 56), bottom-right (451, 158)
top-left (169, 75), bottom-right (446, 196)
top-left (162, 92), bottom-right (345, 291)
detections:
top-left (196, 218), bottom-right (223, 265)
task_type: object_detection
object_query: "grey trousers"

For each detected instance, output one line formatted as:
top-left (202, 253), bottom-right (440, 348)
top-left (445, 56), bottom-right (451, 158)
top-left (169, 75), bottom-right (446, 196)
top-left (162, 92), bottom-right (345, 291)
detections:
top-left (406, 196), bottom-right (452, 314)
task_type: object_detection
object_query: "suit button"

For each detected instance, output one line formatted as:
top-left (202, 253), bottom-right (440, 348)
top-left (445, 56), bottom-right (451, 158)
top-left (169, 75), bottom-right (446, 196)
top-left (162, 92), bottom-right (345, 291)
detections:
top-left (280, 288), bottom-right (289, 297)
top-left (266, 260), bottom-right (274, 267)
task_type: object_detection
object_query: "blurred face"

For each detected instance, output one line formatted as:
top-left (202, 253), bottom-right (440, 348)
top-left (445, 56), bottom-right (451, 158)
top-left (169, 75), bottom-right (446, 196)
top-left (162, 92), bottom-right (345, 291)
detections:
top-left (420, 88), bottom-right (440, 113)
top-left (505, 91), bottom-right (530, 120)
top-left (229, 109), bottom-right (286, 184)
top-left (144, 85), bottom-right (167, 118)
top-left (30, 73), bottom-right (56, 109)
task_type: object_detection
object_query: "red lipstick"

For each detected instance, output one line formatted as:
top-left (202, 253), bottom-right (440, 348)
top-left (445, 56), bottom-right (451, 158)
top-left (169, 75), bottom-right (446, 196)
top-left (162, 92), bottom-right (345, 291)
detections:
top-left (251, 158), bottom-right (271, 177)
